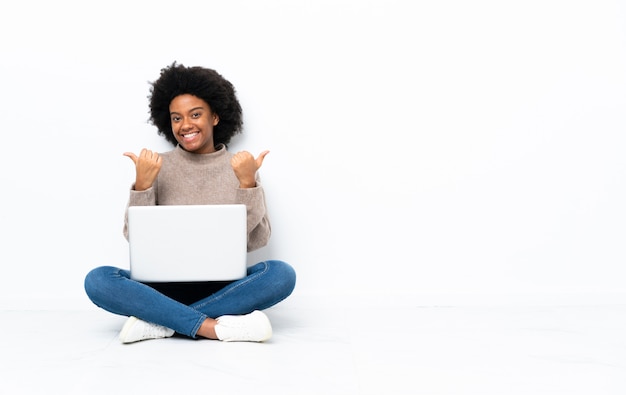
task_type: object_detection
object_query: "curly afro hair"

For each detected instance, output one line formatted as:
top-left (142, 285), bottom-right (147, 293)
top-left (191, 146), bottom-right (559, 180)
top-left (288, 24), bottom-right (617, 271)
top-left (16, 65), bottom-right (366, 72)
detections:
top-left (148, 62), bottom-right (243, 147)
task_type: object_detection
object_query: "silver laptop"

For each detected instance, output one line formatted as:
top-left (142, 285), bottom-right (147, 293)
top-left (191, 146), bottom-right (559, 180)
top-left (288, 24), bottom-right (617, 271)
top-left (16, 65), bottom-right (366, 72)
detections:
top-left (127, 204), bottom-right (247, 282)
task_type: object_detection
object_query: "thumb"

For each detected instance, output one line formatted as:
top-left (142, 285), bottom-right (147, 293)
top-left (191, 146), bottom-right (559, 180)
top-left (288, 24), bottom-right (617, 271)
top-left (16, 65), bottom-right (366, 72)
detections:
top-left (123, 152), bottom-right (138, 165)
top-left (256, 150), bottom-right (270, 167)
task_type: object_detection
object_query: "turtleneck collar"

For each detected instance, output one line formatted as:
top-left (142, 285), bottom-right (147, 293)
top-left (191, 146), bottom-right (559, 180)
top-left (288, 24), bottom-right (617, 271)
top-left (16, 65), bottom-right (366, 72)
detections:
top-left (173, 143), bottom-right (227, 162)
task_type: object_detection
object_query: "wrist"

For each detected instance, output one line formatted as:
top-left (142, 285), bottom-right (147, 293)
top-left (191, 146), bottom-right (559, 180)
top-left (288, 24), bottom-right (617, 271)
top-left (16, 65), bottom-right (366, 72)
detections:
top-left (134, 181), bottom-right (151, 191)
top-left (239, 181), bottom-right (256, 189)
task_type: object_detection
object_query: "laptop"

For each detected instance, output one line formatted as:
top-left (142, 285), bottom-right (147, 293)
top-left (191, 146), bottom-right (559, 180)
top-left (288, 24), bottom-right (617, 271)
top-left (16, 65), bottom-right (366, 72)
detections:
top-left (127, 204), bottom-right (248, 282)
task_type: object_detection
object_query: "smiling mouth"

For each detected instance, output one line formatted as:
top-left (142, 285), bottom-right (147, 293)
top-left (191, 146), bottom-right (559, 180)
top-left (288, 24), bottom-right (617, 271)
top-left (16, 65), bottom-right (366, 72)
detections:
top-left (181, 132), bottom-right (199, 140)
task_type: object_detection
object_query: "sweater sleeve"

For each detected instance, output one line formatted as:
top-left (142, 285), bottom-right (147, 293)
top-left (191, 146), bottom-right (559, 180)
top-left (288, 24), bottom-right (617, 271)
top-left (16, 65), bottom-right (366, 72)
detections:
top-left (237, 180), bottom-right (271, 252)
top-left (122, 183), bottom-right (157, 241)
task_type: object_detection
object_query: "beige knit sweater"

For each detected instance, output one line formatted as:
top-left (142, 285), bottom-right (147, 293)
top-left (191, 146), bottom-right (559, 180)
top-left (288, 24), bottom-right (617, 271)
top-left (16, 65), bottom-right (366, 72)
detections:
top-left (123, 144), bottom-right (271, 252)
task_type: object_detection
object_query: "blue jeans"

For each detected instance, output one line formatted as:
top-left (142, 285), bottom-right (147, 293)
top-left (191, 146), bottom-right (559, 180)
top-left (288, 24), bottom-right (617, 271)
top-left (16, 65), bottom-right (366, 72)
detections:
top-left (84, 260), bottom-right (296, 338)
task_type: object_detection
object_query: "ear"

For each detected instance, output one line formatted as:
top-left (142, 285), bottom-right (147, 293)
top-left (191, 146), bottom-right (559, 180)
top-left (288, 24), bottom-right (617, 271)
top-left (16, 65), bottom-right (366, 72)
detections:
top-left (213, 114), bottom-right (220, 126)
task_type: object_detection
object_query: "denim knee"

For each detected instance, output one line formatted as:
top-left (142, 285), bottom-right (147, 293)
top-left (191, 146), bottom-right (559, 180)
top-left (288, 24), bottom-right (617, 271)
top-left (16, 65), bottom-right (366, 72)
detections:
top-left (84, 266), bottom-right (117, 305)
top-left (269, 260), bottom-right (297, 299)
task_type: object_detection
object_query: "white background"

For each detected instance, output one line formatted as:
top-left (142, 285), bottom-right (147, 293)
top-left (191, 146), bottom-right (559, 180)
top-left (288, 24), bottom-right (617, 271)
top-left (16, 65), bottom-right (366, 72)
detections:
top-left (1, 0), bottom-right (625, 309)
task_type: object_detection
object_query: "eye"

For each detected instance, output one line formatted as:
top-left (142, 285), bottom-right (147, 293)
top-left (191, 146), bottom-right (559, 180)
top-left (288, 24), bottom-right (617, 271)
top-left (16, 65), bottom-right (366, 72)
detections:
top-left (192, 112), bottom-right (201, 118)
top-left (171, 115), bottom-right (181, 122)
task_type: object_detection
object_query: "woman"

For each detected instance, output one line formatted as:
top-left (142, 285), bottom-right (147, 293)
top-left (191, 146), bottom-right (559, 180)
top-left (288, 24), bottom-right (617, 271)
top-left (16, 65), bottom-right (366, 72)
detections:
top-left (84, 62), bottom-right (296, 344)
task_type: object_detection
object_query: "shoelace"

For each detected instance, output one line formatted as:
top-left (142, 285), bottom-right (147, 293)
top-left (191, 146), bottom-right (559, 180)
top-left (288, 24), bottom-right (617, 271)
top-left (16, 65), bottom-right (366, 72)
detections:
top-left (141, 322), bottom-right (171, 338)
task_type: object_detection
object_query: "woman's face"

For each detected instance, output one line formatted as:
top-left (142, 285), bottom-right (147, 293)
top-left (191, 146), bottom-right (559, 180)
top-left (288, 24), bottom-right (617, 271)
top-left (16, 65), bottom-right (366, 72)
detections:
top-left (169, 94), bottom-right (219, 154)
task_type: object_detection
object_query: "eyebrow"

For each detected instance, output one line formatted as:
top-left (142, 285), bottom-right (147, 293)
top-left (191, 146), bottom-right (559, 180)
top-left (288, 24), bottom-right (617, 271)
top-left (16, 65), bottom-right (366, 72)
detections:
top-left (170, 106), bottom-right (205, 115)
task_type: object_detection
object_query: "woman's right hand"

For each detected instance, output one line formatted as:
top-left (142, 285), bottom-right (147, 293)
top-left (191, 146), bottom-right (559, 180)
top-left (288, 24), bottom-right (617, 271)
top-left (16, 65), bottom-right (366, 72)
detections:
top-left (123, 149), bottom-right (162, 191)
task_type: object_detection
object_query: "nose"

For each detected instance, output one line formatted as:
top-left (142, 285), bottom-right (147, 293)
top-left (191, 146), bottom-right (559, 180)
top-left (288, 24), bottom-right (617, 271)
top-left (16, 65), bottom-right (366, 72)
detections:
top-left (180, 116), bottom-right (193, 131)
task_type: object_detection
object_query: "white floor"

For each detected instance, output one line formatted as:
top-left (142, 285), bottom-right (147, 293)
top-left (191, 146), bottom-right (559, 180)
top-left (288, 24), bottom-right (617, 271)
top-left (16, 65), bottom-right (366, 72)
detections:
top-left (1, 295), bottom-right (625, 395)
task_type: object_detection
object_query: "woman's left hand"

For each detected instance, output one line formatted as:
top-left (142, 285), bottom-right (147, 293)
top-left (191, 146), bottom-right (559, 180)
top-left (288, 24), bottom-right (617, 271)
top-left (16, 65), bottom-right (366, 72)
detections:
top-left (231, 150), bottom-right (269, 188)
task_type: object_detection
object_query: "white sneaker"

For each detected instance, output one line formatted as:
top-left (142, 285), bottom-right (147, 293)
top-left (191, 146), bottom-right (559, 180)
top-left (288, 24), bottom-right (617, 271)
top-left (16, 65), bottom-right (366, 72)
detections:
top-left (215, 310), bottom-right (273, 342)
top-left (119, 316), bottom-right (175, 344)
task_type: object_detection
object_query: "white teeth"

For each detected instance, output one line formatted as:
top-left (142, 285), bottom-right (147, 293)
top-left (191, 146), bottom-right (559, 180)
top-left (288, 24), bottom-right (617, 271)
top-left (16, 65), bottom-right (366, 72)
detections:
top-left (182, 132), bottom-right (198, 139)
